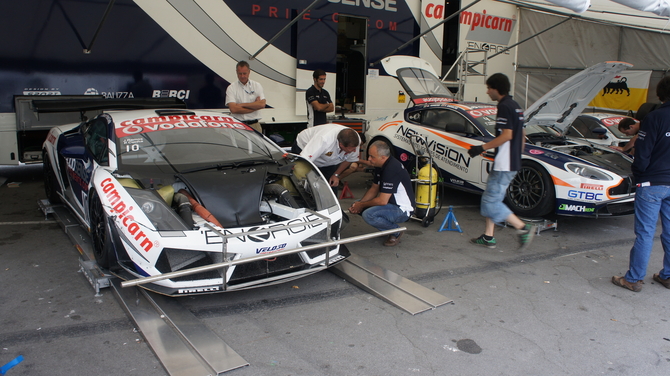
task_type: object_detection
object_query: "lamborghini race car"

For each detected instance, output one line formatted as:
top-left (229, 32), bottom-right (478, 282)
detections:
top-left (365, 56), bottom-right (636, 218)
top-left (43, 106), bottom-right (348, 296)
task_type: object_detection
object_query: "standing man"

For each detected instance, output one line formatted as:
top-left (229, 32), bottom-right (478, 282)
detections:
top-left (349, 141), bottom-right (414, 247)
top-left (468, 73), bottom-right (536, 250)
top-left (291, 123), bottom-right (360, 191)
top-left (612, 76), bottom-right (670, 292)
top-left (226, 61), bottom-right (266, 133)
top-left (306, 69), bottom-right (334, 127)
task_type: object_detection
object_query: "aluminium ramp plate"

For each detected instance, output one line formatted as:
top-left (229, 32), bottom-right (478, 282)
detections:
top-left (111, 279), bottom-right (248, 375)
top-left (331, 253), bottom-right (452, 315)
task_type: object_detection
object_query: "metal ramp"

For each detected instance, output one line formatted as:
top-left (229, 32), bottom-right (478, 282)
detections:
top-left (331, 253), bottom-right (453, 315)
top-left (111, 279), bottom-right (248, 375)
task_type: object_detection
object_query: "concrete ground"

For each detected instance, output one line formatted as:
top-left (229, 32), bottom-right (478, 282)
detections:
top-left (1, 164), bottom-right (670, 376)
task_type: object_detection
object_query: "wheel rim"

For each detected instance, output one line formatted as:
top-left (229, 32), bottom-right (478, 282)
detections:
top-left (508, 167), bottom-right (545, 210)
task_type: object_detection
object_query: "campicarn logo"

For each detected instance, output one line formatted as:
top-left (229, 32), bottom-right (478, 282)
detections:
top-left (460, 10), bottom-right (516, 45)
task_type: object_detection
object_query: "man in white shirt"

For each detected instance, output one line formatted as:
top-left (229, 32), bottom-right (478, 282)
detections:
top-left (225, 61), bottom-right (266, 133)
top-left (291, 124), bottom-right (360, 193)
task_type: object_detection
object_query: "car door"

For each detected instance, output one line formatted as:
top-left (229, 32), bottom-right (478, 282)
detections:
top-left (412, 107), bottom-right (484, 191)
top-left (62, 117), bottom-right (110, 219)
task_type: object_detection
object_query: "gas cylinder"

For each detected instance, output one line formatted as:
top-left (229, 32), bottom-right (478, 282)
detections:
top-left (415, 162), bottom-right (438, 225)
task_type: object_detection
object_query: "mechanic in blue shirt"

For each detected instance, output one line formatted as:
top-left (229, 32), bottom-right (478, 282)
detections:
top-left (348, 141), bottom-right (415, 246)
top-left (467, 73), bottom-right (536, 250)
top-left (613, 76), bottom-right (670, 292)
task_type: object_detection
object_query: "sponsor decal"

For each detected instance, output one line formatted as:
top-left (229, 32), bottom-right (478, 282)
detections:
top-left (23, 88), bottom-right (61, 95)
top-left (204, 213), bottom-right (325, 244)
top-left (467, 108), bottom-right (497, 118)
top-left (450, 178), bottom-right (464, 185)
top-left (66, 158), bottom-right (92, 192)
top-left (249, 2), bottom-right (399, 33)
top-left (413, 97), bottom-right (455, 104)
top-left (466, 41), bottom-right (510, 55)
top-left (460, 10), bottom-right (516, 45)
top-left (601, 117), bottom-right (624, 127)
top-left (400, 153), bottom-right (408, 162)
top-left (396, 125), bottom-right (470, 173)
top-left (328, 0), bottom-right (397, 12)
top-left (100, 177), bottom-right (158, 252)
top-left (152, 89), bottom-right (191, 100)
top-left (116, 115), bottom-right (251, 137)
top-left (580, 183), bottom-right (603, 190)
top-left (256, 243), bottom-right (288, 254)
top-left (568, 190), bottom-right (603, 201)
top-left (558, 204), bottom-right (595, 213)
top-left (528, 149), bottom-right (544, 155)
top-left (47, 133), bottom-right (57, 145)
top-left (178, 286), bottom-right (221, 294)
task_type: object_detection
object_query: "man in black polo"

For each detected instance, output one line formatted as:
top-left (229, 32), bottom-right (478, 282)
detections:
top-left (349, 141), bottom-right (414, 246)
top-left (306, 69), bottom-right (334, 127)
top-left (468, 73), bottom-right (536, 250)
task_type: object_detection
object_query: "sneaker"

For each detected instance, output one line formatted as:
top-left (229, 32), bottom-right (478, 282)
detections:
top-left (517, 224), bottom-right (536, 250)
top-left (612, 276), bottom-right (643, 292)
top-left (653, 273), bottom-right (670, 289)
top-left (470, 235), bottom-right (496, 249)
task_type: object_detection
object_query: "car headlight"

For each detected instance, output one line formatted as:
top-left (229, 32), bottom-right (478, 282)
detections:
top-left (126, 188), bottom-right (190, 230)
top-left (565, 163), bottom-right (613, 181)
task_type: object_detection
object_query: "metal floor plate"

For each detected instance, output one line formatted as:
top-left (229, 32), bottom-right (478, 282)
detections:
top-left (331, 253), bottom-right (453, 315)
top-left (112, 279), bottom-right (248, 375)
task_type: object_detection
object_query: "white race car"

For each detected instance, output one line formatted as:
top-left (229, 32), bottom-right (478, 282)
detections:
top-left (566, 113), bottom-right (635, 148)
top-left (42, 103), bottom-right (348, 296)
top-left (365, 56), bottom-right (636, 218)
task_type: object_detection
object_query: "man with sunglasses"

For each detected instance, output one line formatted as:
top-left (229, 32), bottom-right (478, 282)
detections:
top-left (226, 60), bottom-right (266, 133)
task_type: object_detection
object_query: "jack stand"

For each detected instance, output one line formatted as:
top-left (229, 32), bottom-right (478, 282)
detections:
top-left (439, 206), bottom-right (463, 233)
top-left (339, 181), bottom-right (354, 199)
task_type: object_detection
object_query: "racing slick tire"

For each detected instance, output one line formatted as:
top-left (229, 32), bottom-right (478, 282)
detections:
top-left (90, 193), bottom-right (115, 269)
top-left (42, 152), bottom-right (61, 204)
top-left (505, 160), bottom-right (555, 218)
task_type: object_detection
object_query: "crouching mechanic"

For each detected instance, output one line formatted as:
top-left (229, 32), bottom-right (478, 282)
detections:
top-left (349, 141), bottom-right (415, 246)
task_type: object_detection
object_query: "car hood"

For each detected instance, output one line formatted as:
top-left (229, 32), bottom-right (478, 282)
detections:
top-left (524, 61), bottom-right (633, 134)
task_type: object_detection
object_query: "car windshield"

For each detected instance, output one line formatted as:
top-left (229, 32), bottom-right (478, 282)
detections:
top-left (115, 115), bottom-right (280, 170)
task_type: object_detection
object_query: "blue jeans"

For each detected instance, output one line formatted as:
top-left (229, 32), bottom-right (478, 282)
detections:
top-left (625, 185), bottom-right (670, 282)
top-left (362, 204), bottom-right (410, 236)
top-left (481, 170), bottom-right (517, 224)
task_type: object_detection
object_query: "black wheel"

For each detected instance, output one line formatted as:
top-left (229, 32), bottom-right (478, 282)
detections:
top-left (90, 194), bottom-right (115, 269)
top-left (367, 137), bottom-right (395, 158)
top-left (42, 152), bottom-right (61, 204)
top-left (505, 161), bottom-right (555, 218)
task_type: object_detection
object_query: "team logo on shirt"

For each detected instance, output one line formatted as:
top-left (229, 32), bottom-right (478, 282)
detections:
top-left (325, 152), bottom-right (333, 156)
